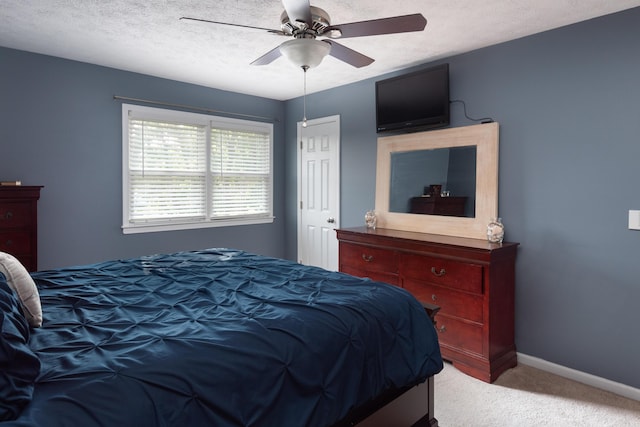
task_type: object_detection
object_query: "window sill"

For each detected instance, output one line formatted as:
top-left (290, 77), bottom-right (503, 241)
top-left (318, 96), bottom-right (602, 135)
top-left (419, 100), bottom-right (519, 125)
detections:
top-left (122, 216), bottom-right (275, 234)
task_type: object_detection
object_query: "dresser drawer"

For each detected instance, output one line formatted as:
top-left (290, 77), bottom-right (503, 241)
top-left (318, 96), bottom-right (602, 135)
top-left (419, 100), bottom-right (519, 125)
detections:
top-left (0, 231), bottom-right (32, 254)
top-left (401, 253), bottom-right (483, 294)
top-left (339, 243), bottom-right (398, 274)
top-left (403, 280), bottom-right (483, 323)
top-left (340, 265), bottom-right (399, 286)
top-left (0, 202), bottom-right (32, 228)
top-left (436, 315), bottom-right (483, 355)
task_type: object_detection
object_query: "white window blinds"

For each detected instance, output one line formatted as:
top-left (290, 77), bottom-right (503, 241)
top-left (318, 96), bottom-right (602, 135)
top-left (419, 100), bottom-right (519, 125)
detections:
top-left (128, 119), bottom-right (207, 222)
top-left (210, 127), bottom-right (271, 219)
top-left (122, 104), bottom-right (273, 234)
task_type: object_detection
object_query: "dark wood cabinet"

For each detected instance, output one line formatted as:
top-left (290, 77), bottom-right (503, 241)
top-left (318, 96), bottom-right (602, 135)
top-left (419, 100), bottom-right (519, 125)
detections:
top-left (336, 226), bottom-right (519, 383)
top-left (409, 196), bottom-right (467, 217)
top-left (0, 186), bottom-right (43, 271)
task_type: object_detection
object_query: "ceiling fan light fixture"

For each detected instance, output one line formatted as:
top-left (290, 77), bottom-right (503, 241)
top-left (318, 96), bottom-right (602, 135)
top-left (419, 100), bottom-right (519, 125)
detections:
top-left (279, 38), bottom-right (331, 69)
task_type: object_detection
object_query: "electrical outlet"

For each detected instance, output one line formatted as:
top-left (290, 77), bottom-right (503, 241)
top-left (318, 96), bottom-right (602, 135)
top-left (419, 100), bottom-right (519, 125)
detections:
top-left (629, 210), bottom-right (640, 230)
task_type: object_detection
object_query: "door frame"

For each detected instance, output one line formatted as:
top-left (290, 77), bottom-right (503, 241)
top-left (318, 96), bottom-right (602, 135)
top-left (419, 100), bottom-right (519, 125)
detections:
top-left (296, 115), bottom-right (341, 267)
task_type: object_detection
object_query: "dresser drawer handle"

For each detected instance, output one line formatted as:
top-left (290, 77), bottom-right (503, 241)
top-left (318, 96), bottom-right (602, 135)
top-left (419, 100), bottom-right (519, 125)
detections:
top-left (431, 294), bottom-right (437, 302)
top-left (438, 325), bottom-right (447, 333)
top-left (3, 211), bottom-right (13, 220)
top-left (431, 267), bottom-right (446, 277)
top-left (361, 254), bottom-right (374, 262)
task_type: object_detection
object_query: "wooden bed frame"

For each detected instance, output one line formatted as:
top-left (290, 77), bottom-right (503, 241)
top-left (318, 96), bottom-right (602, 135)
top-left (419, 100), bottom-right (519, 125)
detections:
top-left (336, 303), bottom-right (441, 427)
top-left (350, 377), bottom-right (437, 427)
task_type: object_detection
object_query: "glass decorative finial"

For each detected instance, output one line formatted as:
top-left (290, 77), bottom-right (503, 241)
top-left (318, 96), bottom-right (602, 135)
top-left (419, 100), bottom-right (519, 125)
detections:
top-left (487, 217), bottom-right (505, 243)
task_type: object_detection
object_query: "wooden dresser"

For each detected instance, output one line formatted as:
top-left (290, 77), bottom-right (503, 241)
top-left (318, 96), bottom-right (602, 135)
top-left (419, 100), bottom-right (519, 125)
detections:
top-left (336, 226), bottom-right (519, 383)
top-left (0, 186), bottom-right (43, 272)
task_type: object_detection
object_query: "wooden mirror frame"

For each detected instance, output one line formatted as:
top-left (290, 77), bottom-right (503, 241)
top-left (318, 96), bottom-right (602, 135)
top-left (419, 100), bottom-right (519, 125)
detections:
top-left (375, 122), bottom-right (499, 240)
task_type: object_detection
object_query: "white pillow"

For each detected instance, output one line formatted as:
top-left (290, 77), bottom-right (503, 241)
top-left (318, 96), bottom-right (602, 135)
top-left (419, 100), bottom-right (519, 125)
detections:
top-left (0, 251), bottom-right (42, 327)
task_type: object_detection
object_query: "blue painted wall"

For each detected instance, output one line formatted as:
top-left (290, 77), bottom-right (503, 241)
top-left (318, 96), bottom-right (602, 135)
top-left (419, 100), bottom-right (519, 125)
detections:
top-left (0, 48), bottom-right (286, 269)
top-left (284, 8), bottom-right (640, 388)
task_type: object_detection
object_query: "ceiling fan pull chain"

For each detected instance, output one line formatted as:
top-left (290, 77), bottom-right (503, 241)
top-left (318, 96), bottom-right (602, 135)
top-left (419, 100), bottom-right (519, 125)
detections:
top-left (302, 65), bottom-right (309, 128)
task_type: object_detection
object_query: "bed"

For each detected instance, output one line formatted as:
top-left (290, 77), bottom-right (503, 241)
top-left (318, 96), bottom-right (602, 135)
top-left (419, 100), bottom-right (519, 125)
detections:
top-left (1, 248), bottom-right (443, 426)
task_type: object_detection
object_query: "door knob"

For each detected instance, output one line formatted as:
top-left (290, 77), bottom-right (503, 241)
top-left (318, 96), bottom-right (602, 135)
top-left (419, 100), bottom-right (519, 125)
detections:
top-left (327, 217), bottom-right (335, 223)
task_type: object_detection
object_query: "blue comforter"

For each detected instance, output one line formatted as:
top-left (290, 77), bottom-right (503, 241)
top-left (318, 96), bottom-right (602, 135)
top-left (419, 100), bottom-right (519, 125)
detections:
top-left (3, 249), bottom-right (442, 427)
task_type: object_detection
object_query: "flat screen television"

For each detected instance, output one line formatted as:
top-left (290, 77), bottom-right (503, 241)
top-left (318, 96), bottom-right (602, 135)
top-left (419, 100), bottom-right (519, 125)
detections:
top-left (375, 63), bottom-right (450, 133)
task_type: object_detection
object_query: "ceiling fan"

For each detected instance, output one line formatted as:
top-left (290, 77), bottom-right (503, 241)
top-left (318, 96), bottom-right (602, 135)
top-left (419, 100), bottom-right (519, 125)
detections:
top-left (180, 0), bottom-right (427, 69)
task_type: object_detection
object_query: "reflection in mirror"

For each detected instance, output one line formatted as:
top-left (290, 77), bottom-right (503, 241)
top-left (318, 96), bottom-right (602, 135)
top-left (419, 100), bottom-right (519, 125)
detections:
top-left (389, 146), bottom-right (476, 217)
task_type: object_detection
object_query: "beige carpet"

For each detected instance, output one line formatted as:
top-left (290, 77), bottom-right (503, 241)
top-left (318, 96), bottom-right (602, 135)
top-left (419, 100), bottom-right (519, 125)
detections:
top-left (434, 362), bottom-right (640, 426)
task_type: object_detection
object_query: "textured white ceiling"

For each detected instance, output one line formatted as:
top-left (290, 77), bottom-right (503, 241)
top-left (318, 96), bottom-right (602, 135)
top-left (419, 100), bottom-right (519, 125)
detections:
top-left (2, 1), bottom-right (639, 100)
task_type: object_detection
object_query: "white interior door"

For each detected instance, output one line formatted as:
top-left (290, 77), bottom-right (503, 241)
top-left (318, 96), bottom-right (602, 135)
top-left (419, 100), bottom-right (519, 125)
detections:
top-left (297, 115), bottom-right (340, 271)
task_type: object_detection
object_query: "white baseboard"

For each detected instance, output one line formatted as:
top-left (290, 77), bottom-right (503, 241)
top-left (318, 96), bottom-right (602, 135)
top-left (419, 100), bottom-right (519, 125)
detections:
top-left (517, 353), bottom-right (640, 402)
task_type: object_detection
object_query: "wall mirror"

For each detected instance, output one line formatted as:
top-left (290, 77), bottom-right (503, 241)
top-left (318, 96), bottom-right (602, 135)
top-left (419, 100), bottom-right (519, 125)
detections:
top-left (375, 122), bottom-right (499, 240)
top-left (389, 146), bottom-right (477, 217)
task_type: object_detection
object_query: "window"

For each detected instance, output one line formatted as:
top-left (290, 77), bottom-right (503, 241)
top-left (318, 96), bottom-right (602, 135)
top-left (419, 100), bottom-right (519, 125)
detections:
top-left (122, 104), bottom-right (273, 234)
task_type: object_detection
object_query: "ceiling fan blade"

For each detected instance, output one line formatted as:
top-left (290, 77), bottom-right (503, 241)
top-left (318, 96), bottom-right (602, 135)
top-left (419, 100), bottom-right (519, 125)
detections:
top-left (324, 40), bottom-right (374, 68)
top-left (180, 17), bottom-right (284, 35)
top-left (251, 46), bottom-right (283, 66)
top-left (323, 13), bottom-right (427, 39)
top-left (281, 0), bottom-right (313, 27)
